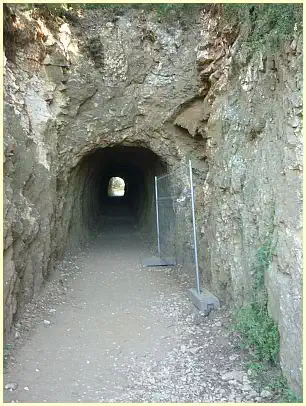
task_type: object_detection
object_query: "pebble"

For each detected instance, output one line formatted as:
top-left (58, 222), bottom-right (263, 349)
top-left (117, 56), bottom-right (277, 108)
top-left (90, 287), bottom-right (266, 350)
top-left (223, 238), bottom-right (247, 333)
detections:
top-left (5, 383), bottom-right (18, 391)
top-left (290, 39), bottom-right (297, 51)
top-left (189, 347), bottom-right (201, 355)
top-left (261, 389), bottom-right (272, 398)
top-left (242, 383), bottom-right (252, 391)
top-left (289, 116), bottom-right (300, 128)
top-left (221, 370), bottom-right (245, 383)
top-left (3, 244), bottom-right (280, 403)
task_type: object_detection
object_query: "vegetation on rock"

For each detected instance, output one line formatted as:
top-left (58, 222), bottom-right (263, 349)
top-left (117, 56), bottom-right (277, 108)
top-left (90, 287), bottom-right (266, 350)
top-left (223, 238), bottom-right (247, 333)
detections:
top-left (6, 3), bottom-right (301, 53)
top-left (233, 205), bottom-right (302, 402)
top-left (222, 4), bottom-right (302, 51)
top-left (4, 2), bottom-right (302, 400)
top-left (234, 236), bottom-right (279, 363)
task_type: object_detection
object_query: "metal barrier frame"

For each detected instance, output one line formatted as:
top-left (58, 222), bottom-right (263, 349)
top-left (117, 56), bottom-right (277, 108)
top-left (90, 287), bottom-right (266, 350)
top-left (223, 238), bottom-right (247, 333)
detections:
top-left (145, 160), bottom-right (202, 294)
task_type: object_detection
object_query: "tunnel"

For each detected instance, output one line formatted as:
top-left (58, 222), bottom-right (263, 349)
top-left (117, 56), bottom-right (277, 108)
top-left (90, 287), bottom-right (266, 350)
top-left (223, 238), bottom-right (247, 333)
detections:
top-left (62, 146), bottom-right (167, 249)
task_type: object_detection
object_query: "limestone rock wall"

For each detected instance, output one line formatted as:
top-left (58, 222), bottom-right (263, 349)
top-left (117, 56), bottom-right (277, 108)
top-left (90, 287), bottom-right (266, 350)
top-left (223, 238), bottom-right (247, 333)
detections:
top-left (4, 27), bottom-right (59, 337)
top-left (4, 5), bottom-right (302, 395)
top-left (3, 6), bottom-right (203, 341)
top-left (193, 10), bottom-right (303, 394)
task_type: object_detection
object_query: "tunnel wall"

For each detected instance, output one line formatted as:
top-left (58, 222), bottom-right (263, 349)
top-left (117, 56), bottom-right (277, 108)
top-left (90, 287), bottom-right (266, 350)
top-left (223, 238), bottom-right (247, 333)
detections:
top-left (54, 146), bottom-right (167, 255)
top-left (4, 5), bottom-right (302, 394)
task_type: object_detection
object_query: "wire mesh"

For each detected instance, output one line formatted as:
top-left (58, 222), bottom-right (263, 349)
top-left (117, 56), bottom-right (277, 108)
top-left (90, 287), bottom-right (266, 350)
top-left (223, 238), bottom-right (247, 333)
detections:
top-left (155, 162), bottom-right (197, 278)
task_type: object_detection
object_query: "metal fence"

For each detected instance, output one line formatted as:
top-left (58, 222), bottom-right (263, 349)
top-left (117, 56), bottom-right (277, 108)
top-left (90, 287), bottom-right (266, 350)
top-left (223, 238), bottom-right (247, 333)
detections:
top-left (154, 160), bottom-right (201, 294)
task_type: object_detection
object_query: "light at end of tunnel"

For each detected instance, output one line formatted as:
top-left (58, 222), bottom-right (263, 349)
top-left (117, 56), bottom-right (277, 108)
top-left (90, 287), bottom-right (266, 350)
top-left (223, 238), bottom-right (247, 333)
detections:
top-left (108, 176), bottom-right (125, 197)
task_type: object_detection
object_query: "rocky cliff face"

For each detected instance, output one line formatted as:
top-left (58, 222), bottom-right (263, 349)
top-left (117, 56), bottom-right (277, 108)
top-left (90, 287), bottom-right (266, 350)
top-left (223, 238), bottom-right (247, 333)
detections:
top-left (4, 5), bottom-right (302, 395)
top-left (194, 11), bottom-right (303, 394)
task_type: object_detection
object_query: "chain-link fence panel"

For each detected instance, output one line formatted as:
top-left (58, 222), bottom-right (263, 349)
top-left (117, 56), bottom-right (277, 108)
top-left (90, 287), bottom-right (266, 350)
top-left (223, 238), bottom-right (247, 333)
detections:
top-left (147, 160), bottom-right (221, 312)
top-left (154, 161), bottom-right (200, 290)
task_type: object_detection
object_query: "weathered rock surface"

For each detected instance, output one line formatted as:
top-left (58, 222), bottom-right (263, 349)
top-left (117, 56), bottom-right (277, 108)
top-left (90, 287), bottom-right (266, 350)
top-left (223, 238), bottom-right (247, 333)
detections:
top-left (4, 5), bottom-right (302, 396)
top-left (194, 11), bottom-right (303, 395)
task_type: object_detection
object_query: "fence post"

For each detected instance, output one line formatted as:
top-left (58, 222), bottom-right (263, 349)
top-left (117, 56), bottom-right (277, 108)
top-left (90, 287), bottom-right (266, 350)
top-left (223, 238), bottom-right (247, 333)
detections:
top-left (155, 176), bottom-right (161, 258)
top-left (189, 160), bottom-right (201, 295)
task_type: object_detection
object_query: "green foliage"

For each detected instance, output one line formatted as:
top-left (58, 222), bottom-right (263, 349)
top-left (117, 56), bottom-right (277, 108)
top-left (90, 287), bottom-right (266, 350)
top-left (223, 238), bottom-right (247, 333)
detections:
top-left (77, 3), bottom-right (131, 11)
top-left (25, 3), bottom-right (203, 28)
top-left (253, 238), bottom-right (274, 293)
top-left (222, 4), bottom-right (302, 51)
top-left (22, 3), bottom-right (303, 44)
top-left (268, 374), bottom-right (303, 403)
top-left (235, 301), bottom-right (279, 364)
top-left (77, 3), bottom-right (200, 12)
top-left (280, 389), bottom-right (303, 403)
top-left (153, 4), bottom-right (202, 20)
top-left (29, 3), bottom-right (69, 18)
top-left (75, 3), bottom-right (202, 23)
top-left (246, 361), bottom-right (264, 377)
top-left (234, 207), bottom-right (279, 364)
top-left (246, 362), bottom-right (302, 402)
top-left (233, 206), bottom-right (301, 402)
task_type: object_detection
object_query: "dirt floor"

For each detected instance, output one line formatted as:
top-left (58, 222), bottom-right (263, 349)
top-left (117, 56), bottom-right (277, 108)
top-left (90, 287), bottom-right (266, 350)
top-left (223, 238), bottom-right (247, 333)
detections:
top-left (4, 219), bottom-right (277, 403)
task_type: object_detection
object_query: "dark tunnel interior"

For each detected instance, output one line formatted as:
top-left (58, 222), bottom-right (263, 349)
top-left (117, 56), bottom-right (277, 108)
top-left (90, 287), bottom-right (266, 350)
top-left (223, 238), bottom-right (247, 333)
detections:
top-left (65, 146), bottom-right (167, 246)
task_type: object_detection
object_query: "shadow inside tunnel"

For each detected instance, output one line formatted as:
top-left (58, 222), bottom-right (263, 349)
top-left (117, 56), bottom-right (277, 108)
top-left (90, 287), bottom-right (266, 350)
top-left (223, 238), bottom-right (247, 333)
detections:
top-left (67, 146), bottom-right (168, 244)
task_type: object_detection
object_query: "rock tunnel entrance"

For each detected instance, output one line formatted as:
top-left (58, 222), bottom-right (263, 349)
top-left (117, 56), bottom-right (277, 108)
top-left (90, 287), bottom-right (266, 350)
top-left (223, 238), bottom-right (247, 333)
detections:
top-left (65, 146), bottom-right (167, 248)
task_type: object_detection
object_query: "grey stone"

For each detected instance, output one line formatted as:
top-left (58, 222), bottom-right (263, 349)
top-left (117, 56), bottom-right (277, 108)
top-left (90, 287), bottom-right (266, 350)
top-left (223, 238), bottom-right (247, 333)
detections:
top-left (42, 53), bottom-right (69, 67)
top-left (189, 288), bottom-right (220, 313)
top-left (5, 383), bottom-right (18, 391)
top-left (221, 371), bottom-right (245, 383)
top-left (260, 389), bottom-right (272, 398)
top-left (242, 383), bottom-right (252, 392)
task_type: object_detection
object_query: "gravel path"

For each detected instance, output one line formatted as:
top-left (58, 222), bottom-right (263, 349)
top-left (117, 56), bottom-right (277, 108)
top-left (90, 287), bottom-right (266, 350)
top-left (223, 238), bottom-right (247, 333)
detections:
top-left (4, 222), bottom-right (275, 402)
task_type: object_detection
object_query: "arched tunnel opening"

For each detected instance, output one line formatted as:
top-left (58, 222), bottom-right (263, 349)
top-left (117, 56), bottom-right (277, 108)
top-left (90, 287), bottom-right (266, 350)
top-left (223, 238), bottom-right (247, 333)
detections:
top-left (64, 145), bottom-right (167, 248)
top-left (108, 177), bottom-right (125, 197)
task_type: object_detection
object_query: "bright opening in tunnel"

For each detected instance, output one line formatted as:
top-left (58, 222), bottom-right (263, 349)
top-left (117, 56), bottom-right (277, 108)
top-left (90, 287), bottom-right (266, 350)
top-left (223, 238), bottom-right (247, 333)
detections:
top-left (108, 177), bottom-right (125, 197)
top-left (65, 146), bottom-right (167, 245)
